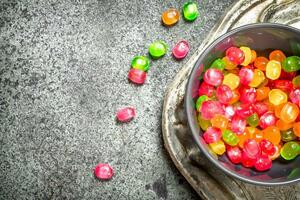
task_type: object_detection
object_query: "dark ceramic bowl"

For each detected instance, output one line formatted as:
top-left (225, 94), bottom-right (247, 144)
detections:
top-left (185, 23), bottom-right (300, 186)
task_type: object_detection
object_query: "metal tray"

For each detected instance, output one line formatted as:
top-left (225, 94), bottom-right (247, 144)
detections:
top-left (162, 0), bottom-right (300, 199)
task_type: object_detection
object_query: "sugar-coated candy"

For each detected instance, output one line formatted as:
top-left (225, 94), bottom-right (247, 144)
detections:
top-left (243, 139), bottom-right (261, 158)
top-left (266, 60), bottom-right (281, 80)
top-left (222, 56), bottom-right (237, 70)
top-left (247, 113), bottom-right (259, 127)
top-left (198, 115), bottom-right (211, 131)
top-left (254, 154), bottom-right (272, 171)
top-left (131, 56), bottom-right (150, 71)
top-left (203, 68), bottom-right (224, 86)
top-left (289, 88), bottom-right (300, 104)
top-left (281, 129), bottom-right (296, 142)
top-left (269, 50), bottom-right (286, 62)
top-left (209, 140), bottom-right (226, 155)
top-left (198, 81), bottom-right (214, 97)
top-left (237, 130), bottom-right (251, 148)
top-left (222, 129), bottom-right (239, 146)
top-left (239, 86), bottom-right (256, 104)
top-left (292, 75), bottom-right (300, 87)
top-left (263, 126), bottom-right (281, 145)
top-left (149, 41), bottom-right (168, 59)
top-left (282, 56), bottom-right (300, 72)
top-left (260, 139), bottom-right (276, 156)
top-left (210, 58), bottom-right (226, 70)
top-left (172, 40), bottom-right (189, 59)
top-left (254, 56), bottom-right (268, 71)
top-left (161, 8), bottom-right (180, 26)
top-left (240, 46), bottom-right (252, 66)
top-left (249, 69), bottom-right (265, 87)
top-left (229, 89), bottom-right (240, 104)
top-left (270, 80), bottom-right (293, 93)
top-left (94, 163), bottom-right (114, 180)
top-left (280, 102), bottom-right (299, 123)
top-left (250, 50), bottom-right (257, 63)
top-left (280, 141), bottom-right (300, 160)
top-left (256, 86), bottom-right (270, 101)
top-left (216, 84), bottom-right (233, 104)
top-left (211, 114), bottom-right (228, 130)
top-left (227, 146), bottom-right (242, 164)
top-left (224, 105), bottom-right (235, 119)
top-left (253, 102), bottom-right (268, 116)
top-left (276, 119), bottom-right (293, 131)
top-left (247, 127), bottom-right (263, 143)
top-left (203, 127), bottom-right (222, 144)
top-left (226, 47), bottom-right (245, 65)
top-left (239, 67), bottom-right (253, 85)
top-left (223, 73), bottom-right (240, 90)
top-left (293, 122), bottom-right (300, 137)
top-left (236, 104), bottom-right (255, 119)
top-left (259, 112), bottom-right (276, 129)
top-left (128, 68), bottom-right (147, 84)
top-left (200, 100), bottom-right (224, 120)
top-left (182, 2), bottom-right (199, 21)
top-left (116, 107), bottom-right (136, 122)
top-left (242, 150), bottom-right (257, 168)
top-left (268, 89), bottom-right (287, 106)
top-left (196, 95), bottom-right (209, 111)
top-left (231, 115), bottom-right (246, 135)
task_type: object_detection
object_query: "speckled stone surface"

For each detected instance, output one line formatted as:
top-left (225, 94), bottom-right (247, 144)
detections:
top-left (0, 0), bottom-right (234, 199)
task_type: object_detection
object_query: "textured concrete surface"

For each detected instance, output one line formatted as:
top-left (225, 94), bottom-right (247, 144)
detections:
top-left (0, 0), bottom-right (234, 199)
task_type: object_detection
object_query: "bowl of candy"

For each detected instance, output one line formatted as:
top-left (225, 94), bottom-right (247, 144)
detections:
top-left (185, 23), bottom-right (300, 185)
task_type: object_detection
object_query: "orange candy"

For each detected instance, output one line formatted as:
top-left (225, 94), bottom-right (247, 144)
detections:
top-left (229, 89), bottom-right (240, 104)
top-left (269, 50), bottom-right (286, 62)
top-left (237, 131), bottom-right (251, 148)
top-left (263, 99), bottom-right (275, 112)
top-left (274, 104), bottom-right (284, 118)
top-left (293, 122), bottom-right (300, 137)
top-left (223, 56), bottom-right (237, 70)
top-left (161, 8), bottom-right (180, 26)
top-left (250, 50), bottom-right (257, 63)
top-left (280, 102), bottom-right (299, 123)
top-left (256, 86), bottom-right (270, 101)
top-left (254, 56), bottom-right (268, 71)
top-left (247, 127), bottom-right (263, 143)
top-left (211, 114), bottom-right (228, 130)
top-left (269, 143), bottom-right (282, 160)
top-left (263, 126), bottom-right (281, 145)
top-left (276, 119), bottom-right (293, 131)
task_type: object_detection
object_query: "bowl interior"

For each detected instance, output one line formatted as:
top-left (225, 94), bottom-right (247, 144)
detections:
top-left (186, 23), bottom-right (300, 185)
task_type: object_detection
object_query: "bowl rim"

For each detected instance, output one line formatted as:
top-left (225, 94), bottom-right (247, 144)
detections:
top-left (185, 22), bottom-right (300, 186)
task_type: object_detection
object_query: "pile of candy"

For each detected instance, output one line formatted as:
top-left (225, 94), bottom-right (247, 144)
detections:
top-left (196, 46), bottom-right (300, 171)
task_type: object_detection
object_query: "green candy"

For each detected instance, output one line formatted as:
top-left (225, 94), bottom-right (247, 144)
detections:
top-left (198, 114), bottom-right (211, 131)
top-left (210, 58), bottom-right (225, 70)
top-left (131, 56), bottom-right (150, 71)
top-left (282, 56), bottom-right (300, 72)
top-left (280, 141), bottom-right (300, 160)
top-left (195, 95), bottom-right (209, 111)
top-left (149, 41), bottom-right (168, 59)
top-left (182, 2), bottom-right (199, 21)
top-left (281, 129), bottom-right (296, 142)
top-left (222, 130), bottom-right (239, 146)
top-left (246, 113), bottom-right (259, 127)
top-left (292, 75), bottom-right (300, 87)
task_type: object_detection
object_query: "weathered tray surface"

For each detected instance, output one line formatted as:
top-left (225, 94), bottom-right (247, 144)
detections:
top-left (162, 0), bottom-right (300, 199)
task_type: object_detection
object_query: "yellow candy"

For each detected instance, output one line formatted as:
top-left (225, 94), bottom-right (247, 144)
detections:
top-left (249, 69), bottom-right (265, 87)
top-left (269, 89), bottom-right (287, 106)
top-left (280, 102), bottom-right (299, 124)
top-left (240, 46), bottom-right (252, 66)
top-left (223, 73), bottom-right (240, 90)
top-left (266, 60), bottom-right (281, 80)
top-left (209, 140), bottom-right (225, 155)
top-left (222, 56), bottom-right (237, 70)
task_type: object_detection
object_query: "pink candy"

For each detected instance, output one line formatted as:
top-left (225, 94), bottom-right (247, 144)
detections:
top-left (253, 102), bottom-right (268, 116)
top-left (259, 111), bottom-right (276, 129)
top-left (243, 139), bottom-right (261, 158)
top-left (216, 85), bottom-right (233, 104)
top-left (203, 68), bottom-right (224, 86)
top-left (254, 154), bottom-right (272, 171)
top-left (198, 82), bottom-right (215, 97)
top-left (172, 40), bottom-right (189, 59)
top-left (227, 146), bottom-right (242, 164)
top-left (226, 47), bottom-right (245, 65)
top-left (203, 127), bottom-right (222, 144)
top-left (289, 88), bottom-right (300, 104)
top-left (128, 68), bottom-right (147, 84)
top-left (231, 115), bottom-right (246, 135)
top-left (94, 163), bottom-right (114, 180)
top-left (239, 67), bottom-right (253, 85)
top-left (224, 105), bottom-right (235, 119)
top-left (116, 107), bottom-right (136, 122)
top-left (239, 87), bottom-right (256, 104)
top-left (200, 100), bottom-right (224, 120)
top-left (236, 104), bottom-right (255, 119)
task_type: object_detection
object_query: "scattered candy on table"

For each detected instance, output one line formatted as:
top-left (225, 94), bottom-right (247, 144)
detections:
top-left (182, 2), bottom-right (199, 21)
top-left (172, 40), bottom-right (190, 59)
top-left (196, 46), bottom-right (300, 171)
top-left (149, 41), bottom-right (168, 59)
top-left (116, 107), bottom-right (136, 122)
top-left (94, 163), bottom-right (114, 180)
top-left (161, 8), bottom-right (180, 26)
top-left (131, 56), bottom-right (150, 71)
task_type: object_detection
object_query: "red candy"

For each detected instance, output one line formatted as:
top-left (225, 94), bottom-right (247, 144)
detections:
top-left (289, 88), bottom-right (300, 104)
top-left (203, 68), bottom-right (224, 86)
top-left (227, 146), bottom-right (242, 164)
top-left (259, 112), bottom-right (276, 129)
top-left (198, 81), bottom-right (215, 97)
top-left (128, 68), bottom-right (147, 84)
top-left (94, 163), bottom-right (114, 180)
top-left (241, 150), bottom-right (257, 168)
top-left (116, 107), bottom-right (136, 122)
top-left (254, 154), bottom-right (272, 171)
top-left (260, 139), bottom-right (276, 156)
top-left (236, 104), bottom-right (255, 119)
top-left (239, 67), bottom-right (254, 85)
top-left (231, 115), bottom-right (246, 135)
top-left (243, 139), bottom-right (261, 158)
top-left (200, 100), bottom-right (224, 120)
top-left (239, 87), bottom-right (257, 104)
top-left (203, 127), bottom-right (222, 143)
top-left (253, 102), bottom-right (269, 116)
top-left (226, 47), bottom-right (245, 65)
top-left (172, 40), bottom-right (189, 59)
top-left (270, 80), bottom-right (293, 93)
top-left (216, 85), bottom-right (233, 104)
top-left (279, 70), bottom-right (296, 80)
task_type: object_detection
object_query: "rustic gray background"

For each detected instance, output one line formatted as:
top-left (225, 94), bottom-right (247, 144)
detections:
top-left (0, 0), bottom-right (234, 199)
